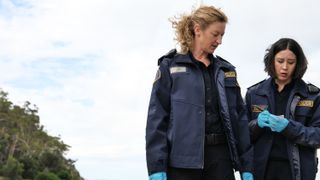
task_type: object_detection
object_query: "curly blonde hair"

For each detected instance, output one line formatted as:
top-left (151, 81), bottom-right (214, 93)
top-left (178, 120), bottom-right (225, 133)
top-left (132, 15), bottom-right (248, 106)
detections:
top-left (170, 5), bottom-right (228, 54)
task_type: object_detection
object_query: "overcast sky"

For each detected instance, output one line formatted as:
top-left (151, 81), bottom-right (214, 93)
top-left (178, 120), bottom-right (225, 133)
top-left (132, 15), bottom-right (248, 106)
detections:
top-left (1, 0), bottom-right (320, 179)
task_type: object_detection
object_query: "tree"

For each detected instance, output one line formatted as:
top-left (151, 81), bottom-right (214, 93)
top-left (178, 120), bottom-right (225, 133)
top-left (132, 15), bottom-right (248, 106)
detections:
top-left (0, 90), bottom-right (83, 179)
top-left (35, 172), bottom-right (60, 180)
top-left (0, 156), bottom-right (24, 179)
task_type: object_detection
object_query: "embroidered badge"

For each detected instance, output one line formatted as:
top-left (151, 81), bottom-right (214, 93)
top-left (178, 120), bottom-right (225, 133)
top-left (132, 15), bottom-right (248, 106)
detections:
top-left (297, 100), bottom-right (314, 107)
top-left (170, 66), bottom-right (187, 74)
top-left (153, 69), bottom-right (161, 83)
top-left (252, 105), bottom-right (268, 112)
top-left (225, 71), bottom-right (236, 78)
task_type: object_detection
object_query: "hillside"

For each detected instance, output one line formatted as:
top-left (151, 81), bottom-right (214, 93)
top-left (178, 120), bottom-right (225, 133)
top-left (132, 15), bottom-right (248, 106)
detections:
top-left (0, 90), bottom-right (83, 180)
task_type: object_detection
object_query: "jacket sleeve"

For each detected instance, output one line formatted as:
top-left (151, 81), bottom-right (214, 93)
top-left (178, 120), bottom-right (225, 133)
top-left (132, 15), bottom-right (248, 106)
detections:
top-left (145, 61), bottom-right (171, 175)
top-left (282, 94), bottom-right (320, 148)
top-left (245, 91), bottom-right (265, 142)
top-left (235, 82), bottom-right (253, 173)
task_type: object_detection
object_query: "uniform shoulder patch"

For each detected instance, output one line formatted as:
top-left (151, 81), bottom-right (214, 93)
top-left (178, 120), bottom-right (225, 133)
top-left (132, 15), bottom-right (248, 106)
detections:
top-left (297, 100), bottom-right (314, 107)
top-left (158, 49), bottom-right (177, 65)
top-left (307, 83), bottom-right (320, 94)
top-left (224, 71), bottom-right (236, 78)
top-left (252, 105), bottom-right (268, 112)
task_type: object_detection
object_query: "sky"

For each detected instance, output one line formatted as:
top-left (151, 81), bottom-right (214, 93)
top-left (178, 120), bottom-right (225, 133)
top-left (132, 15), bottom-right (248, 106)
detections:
top-left (1, 0), bottom-right (320, 179)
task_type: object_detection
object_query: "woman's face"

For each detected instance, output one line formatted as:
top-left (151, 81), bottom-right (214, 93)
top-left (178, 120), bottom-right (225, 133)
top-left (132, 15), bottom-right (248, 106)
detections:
top-left (196, 21), bottom-right (226, 54)
top-left (274, 49), bottom-right (297, 85)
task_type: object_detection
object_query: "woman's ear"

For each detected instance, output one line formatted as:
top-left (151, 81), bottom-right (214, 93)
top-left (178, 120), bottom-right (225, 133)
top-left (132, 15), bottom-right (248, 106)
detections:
top-left (194, 23), bottom-right (201, 37)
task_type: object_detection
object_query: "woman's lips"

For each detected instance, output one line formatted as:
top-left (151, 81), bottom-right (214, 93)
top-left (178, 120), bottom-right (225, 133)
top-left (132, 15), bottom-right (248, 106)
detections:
top-left (280, 72), bottom-right (288, 77)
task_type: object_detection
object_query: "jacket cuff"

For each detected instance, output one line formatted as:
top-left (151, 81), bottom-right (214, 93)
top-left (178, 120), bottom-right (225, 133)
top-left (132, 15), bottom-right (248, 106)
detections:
top-left (239, 145), bottom-right (254, 173)
top-left (281, 120), bottom-right (299, 138)
top-left (147, 160), bottom-right (167, 175)
top-left (249, 119), bottom-right (265, 141)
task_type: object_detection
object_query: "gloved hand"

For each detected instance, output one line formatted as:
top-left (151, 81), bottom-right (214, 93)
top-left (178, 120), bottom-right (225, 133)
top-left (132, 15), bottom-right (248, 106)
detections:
top-left (242, 172), bottom-right (254, 180)
top-left (257, 110), bottom-right (271, 128)
top-left (149, 172), bottom-right (167, 180)
top-left (269, 114), bottom-right (289, 132)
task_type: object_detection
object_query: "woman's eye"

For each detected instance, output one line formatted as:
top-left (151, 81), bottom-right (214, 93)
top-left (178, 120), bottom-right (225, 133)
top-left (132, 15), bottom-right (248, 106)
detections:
top-left (288, 60), bottom-right (296, 65)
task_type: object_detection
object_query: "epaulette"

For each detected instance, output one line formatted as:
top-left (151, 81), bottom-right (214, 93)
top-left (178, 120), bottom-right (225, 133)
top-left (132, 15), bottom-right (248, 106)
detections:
top-left (158, 49), bottom-right (177, 65)
top-left (247, 79), bottom-right (266, 90)
top-left (307, 83), bottom-right (320, 94)
top-left (216, 55), bottom-right (231, 64)
top-left (216, 55), bottom-right (235, 69)
top-left (216, 55), bottom-right (228, 62)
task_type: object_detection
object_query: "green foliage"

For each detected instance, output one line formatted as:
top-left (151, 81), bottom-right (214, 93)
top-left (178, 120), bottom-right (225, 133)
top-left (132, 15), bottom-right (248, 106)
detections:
top-left (35, 172), bottom-right (60, 180)
top-left (57, 170), bottom-right (72, 180)
top-left (0, 156), bottom-right (23, 180)
top-left (0, 90), bottom-right (83, 179)
top-left (39, 150), bottom-right (65, 172)
top-left (20, 155), bottom-right (38, 178)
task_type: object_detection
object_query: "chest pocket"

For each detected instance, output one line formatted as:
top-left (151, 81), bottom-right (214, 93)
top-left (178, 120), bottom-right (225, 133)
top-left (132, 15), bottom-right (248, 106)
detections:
top-left (224, 77), bottom-right (238, 87)
top-left (170, 66), bottom-right (202, 105)
top-left (224, 74), bottom-right (239, 109)
top-left (294, 105), bottom-right (313, 125)
top-left (170, 66), bottom-right (190, 100)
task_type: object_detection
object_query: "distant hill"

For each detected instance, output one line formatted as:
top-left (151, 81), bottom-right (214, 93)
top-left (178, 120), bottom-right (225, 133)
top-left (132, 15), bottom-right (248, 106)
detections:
top-left (0, 90), bottom-right (83, 180)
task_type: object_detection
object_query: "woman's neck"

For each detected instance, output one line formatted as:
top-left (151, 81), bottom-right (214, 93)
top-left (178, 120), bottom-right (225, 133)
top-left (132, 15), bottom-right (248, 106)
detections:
top-left (275, 79), bottom-right (292, 92)
top-left (191, 48), bottom-right (210, 67)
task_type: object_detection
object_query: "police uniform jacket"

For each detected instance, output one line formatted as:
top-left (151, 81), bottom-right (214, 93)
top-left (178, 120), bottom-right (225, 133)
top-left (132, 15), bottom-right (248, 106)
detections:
top-left (245, 77), bottom-right (320, 180)
top-left (146, 49), bottom-right (253, 175)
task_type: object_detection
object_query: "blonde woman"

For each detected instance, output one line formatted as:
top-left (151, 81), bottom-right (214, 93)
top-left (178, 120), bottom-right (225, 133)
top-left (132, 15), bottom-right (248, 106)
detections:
top-left (146, 5), bottom-right (253, 180)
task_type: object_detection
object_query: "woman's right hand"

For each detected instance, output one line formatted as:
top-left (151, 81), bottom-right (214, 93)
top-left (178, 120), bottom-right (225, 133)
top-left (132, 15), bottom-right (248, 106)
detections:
top-left (257, 110), bottom-right (271, 128)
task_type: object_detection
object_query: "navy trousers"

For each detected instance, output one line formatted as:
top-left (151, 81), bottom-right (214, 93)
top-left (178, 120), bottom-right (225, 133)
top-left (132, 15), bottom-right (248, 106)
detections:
top-left (167, 144), bottom-right (235, 180)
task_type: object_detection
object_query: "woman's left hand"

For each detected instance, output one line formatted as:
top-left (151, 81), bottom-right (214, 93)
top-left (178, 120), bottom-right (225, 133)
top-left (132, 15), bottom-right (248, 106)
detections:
top-left (242, 172), bottom-right (254, 180)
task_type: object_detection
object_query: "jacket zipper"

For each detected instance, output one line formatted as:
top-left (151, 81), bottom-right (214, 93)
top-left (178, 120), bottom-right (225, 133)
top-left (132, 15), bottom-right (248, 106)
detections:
top-left (195, 64), bottom-right (205, 169)
top-left (289, 95), bottom-right (301, 180)
top-left (202, 69), bottom-right (205, 169)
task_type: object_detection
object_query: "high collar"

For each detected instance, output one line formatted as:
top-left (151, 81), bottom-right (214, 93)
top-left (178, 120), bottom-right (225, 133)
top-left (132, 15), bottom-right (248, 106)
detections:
top-left (175, 52), bottom-right (233, 70)
top-left (271, 79), bottom-right (295, 93)
top-left (256, 78), bottom-right (308, 98)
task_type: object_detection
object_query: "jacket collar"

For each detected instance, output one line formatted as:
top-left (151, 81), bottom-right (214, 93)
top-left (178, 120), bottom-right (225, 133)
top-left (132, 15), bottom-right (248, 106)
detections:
top-left (175, 52), bottom-right (233, 70)
top-left (291, 79), bottom-right (308, 98)
top-left (175, 53), bottom-right (193, 64)
top-left (215, 55), bottom-right (235, 70)
top-left (256, 78), bottom-right (273, 96)
top-left (256, 78), bottom-right (308, 98)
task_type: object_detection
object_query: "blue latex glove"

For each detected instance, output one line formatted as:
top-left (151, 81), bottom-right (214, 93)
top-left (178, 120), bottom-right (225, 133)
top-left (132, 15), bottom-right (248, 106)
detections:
top-left (269, 114), bottom-right (289, 132)
top-left (257, 110), bottom-right (271, 128)
top-left (242, 172), bottom-right (254, 180)
top-left (149, 172), bottom-right (167, 180)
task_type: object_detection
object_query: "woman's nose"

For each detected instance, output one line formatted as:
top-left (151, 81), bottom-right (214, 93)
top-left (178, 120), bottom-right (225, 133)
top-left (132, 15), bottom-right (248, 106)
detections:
top-left (282, 62), bottom-right (288, 69)
top-left (216, 36), bottom-right (222, 44)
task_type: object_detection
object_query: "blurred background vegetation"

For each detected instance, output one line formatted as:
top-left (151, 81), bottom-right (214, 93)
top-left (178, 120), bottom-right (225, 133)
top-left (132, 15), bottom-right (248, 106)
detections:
top-left (0, 90), bottom-right (82, 180)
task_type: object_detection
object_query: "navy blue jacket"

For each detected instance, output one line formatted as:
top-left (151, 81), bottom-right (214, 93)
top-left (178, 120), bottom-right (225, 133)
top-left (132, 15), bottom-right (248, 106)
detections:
top-left (146, 49), bottom-right (253, 175)
top-left (245, 78), bottom-right (320, 180)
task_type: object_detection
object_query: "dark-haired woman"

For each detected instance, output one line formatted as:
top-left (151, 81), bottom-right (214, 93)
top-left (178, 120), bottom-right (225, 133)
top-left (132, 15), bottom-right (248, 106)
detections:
top-left (245, 38), bottom-right (320, 180)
